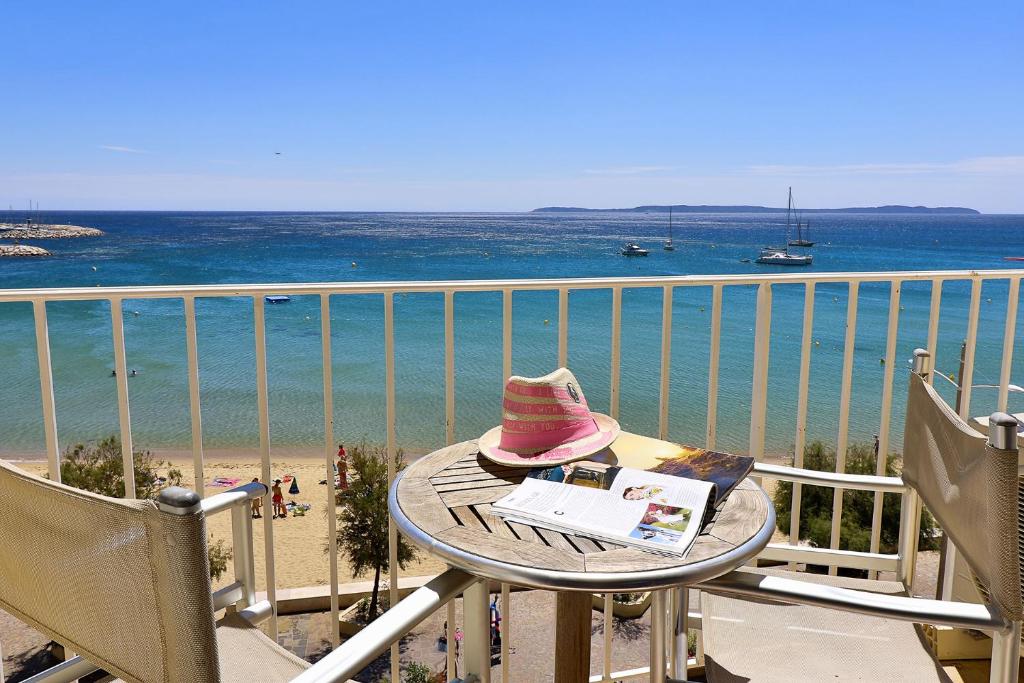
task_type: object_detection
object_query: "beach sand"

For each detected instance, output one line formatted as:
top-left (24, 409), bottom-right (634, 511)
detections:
top-left (15, 455), bottom-right (448, 593)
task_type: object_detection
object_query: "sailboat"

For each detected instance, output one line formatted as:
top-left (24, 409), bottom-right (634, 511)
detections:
top-left (664, 207), bottom-right (676, 251)
top-left (787, 189), bottom-right (815, 247)
top-left (755, 187), bottom-right (812, 265)
top-left (789, 217), bottom-right (814, 247)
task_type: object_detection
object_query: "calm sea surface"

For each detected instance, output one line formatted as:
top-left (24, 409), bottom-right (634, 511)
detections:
top-left (2, 211), bottom-right (1023, 458)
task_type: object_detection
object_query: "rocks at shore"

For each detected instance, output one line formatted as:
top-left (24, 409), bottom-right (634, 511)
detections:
top-left (0, 223), bottom-right (104, 239)
top-left (0, 244), bottom-right (51, 257)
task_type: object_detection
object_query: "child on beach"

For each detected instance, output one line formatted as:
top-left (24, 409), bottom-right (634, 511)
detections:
top-left (251, 477), bottom-right (263, 519)
top-left (272, 479), bottom-right (287, 518)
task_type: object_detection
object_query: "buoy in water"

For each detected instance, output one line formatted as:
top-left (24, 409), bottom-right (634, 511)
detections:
top-left (91, 266), bottom-right (98, 271)
top-left (351, 262), bottom-right (357, 268)
top-left (543, 319), bottom-right (550, 325)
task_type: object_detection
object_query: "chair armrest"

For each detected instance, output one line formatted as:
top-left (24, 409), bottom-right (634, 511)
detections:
top-left (201, 481), bottom-right (269, 516)
top-left (754, 462), bottom-right (907, 493)
top-left (291, 568), bottom-right (477, 683)
top-left (701, 568), bottom-right (1010, 633)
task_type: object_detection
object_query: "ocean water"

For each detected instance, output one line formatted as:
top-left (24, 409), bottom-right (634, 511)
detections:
top-left (1, 210), bottom-right (1023, 459)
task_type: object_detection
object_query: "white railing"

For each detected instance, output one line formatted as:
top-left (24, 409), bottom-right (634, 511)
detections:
top-left (2, 268), bottom-right (1022, 682)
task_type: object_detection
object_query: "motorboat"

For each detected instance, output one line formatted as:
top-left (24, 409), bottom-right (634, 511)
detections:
top-left (265, 295), bottom-right (291, 304)
top-left (755, 247), bottom-right (812, 266)
top-left (621, 242), bottom-right (649, 257)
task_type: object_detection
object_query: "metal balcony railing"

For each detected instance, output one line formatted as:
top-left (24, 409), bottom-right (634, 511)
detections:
top-left (1, 268), bottom-right (1022, 683)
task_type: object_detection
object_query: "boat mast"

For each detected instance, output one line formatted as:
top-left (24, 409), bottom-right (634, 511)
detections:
top-left (669, 206), bottom-right (673, 241)
top-left (786, 187), bottom-right (792, 250)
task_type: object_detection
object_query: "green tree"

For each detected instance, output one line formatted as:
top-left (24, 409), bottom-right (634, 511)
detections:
top-left (56, 435), bottom-right (232, 580)
top-left (333, 441), bottom-right (417, 619)
top-left (774, 440), bottom-right (938, 557)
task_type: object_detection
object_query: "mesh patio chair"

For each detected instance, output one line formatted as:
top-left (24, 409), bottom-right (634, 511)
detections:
top-left (697, 349), bottom-right (1022, 682)
top-left (0, 459), bottom-right (475, 683)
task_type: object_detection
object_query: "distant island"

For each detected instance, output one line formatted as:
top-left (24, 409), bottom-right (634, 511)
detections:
top-left (532, 204), bottom-right (980, 215)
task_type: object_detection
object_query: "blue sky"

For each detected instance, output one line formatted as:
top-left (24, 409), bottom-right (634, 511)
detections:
top-left (2, 2), bottom-right (1022, 212)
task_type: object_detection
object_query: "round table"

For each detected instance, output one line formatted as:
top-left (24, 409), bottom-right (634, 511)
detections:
top-left (389, 438), bottom-right (775, 682)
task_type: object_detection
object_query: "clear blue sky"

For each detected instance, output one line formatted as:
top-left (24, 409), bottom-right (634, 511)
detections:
top-left (2, 2), bottom-right (1022, 212)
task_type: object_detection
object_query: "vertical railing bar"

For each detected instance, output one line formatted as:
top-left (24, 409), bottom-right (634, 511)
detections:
top-left (183, 296), bottom-right (205, 498)
top-left (926, 280), bottom-right (942, 385)
top-left (501, 583), bottom-right (511, 683)
top-left (32, 300), bottom-right (61, 481)
top-left (828, 281), bottom-right (859, 574)
top-left (705, 285), bottom-right (723, 449)
top-left (502, 289), bottom-right (513, 382)
top-left (446, 599), bottom-right (456, 679)
top-left (384, 292), bottom-right (399, 683)
top-left (610, 286), bottom-right (623, 420)
top-left (109, 297), bottom-right (137, 499)
top-left (558, 287), bottom-right (569, 368)
top-left (748, 284), bottom-right (772, 466)
top-left (958, 278), bottom-right (982, 420)
top-left (788, 282), bottom-right (815, 569)
top-left (998, 277), bottom-right (1020, 411)
top-left (659, 286), bottom-right (673, 440)
top-left (868, 282), bottom-right (901, 578)
top-left (445, 290), bottom-right (456, 445)
top-left (603, 593), bottom-right (613, 680)
top-left (320, 294), bottom-right (340, 649)
top-left (252, 295), bottom-right (278, 637)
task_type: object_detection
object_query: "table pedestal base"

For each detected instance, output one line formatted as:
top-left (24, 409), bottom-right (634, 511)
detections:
top-left (555, 592), bottom-right (592, 683)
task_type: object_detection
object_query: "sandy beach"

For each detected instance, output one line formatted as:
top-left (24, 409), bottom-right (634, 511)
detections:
top-left (14, 453), bottom-right (448, 593)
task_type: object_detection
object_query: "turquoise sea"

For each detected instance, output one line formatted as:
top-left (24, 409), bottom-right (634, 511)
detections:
top-left (2, 211), bottom-right (1023, 458)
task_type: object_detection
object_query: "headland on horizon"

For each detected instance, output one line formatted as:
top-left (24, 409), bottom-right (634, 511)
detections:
top-left (532, 204), bottom-right (981, 215)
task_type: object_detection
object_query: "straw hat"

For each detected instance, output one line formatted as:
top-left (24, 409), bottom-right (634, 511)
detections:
top-left (478, 368), bottom-right (620, 466)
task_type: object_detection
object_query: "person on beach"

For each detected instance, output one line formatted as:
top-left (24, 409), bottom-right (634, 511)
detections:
top-left (337, 444), bottom-right (348, 491)
top-left (250, 477), bottom-right (263, 519)
top-left (272, 479), bottom-right (287, 518)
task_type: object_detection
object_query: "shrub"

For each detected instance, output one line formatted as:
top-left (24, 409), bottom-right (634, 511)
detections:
top-left (55, 435), bottom-right (231, 580)
top-left (332, 441), bottom-right (417, 619)
top-left (403, 662), bottom-right (433, 683)
top-left (59, 435), bottom-right (183, 499)
top-left (774, 440), bottom-right (938, 555)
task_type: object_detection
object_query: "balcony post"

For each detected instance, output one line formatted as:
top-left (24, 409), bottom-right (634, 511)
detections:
top-left (462, 580), bottom-right (491, 683)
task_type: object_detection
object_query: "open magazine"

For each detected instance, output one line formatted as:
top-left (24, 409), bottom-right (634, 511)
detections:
top-left (491, 446), bottom-right (754, 557)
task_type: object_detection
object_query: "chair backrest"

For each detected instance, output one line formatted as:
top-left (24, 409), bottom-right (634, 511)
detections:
top-left (0, 460), bottom-right (220, 683)
top-left (902, 367), bottom-right (1023, 621)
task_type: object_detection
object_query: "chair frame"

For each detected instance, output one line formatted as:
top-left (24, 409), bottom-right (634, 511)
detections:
top-left (701, 349), bottom-right (1023, 683)
top-left (21, 481), bottom-right (475, 683)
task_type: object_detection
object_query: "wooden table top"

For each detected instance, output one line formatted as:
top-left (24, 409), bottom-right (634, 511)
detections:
top-left (390, 439), bottom-right (774, 592)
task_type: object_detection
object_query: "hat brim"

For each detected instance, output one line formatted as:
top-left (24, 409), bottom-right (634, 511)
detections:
top-left (477, 413), bottom-right (621, 467)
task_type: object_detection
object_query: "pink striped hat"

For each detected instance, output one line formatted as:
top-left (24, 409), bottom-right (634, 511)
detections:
top-left (478, 368), bottom-right (620, 466)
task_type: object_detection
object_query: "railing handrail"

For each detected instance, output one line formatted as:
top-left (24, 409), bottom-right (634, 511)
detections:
top-left (2, 268), bottom-right (1023, 302)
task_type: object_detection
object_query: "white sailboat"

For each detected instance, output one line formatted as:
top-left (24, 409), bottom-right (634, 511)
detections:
top-left (664, 207), bottom-right (675, 251)
top-left (755, 187), bottom-right (812, 265)
top-left (786, 187), bottom-right (815, 247)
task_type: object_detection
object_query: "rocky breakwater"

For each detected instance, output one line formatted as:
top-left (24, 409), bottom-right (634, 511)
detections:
top-left (0, 223), bottom-right (104, 239)
top-left (0, 223), bottom-right (103, 257)
top-left (0, 244), bottom-right (51, 257)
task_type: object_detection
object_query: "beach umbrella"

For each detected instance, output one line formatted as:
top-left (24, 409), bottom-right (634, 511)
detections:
top-left (288, 477), bottom-right (299, 495)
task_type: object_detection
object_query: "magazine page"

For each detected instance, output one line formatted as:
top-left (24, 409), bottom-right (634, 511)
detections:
top-left (649, 446), bottom-right (754, 508)
top-left (521, 443), bottom-right (753, 509)
top-left (492, 468), bottom-right (713, 556)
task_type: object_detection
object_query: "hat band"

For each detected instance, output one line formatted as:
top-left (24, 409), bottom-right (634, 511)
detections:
top-left (505, 382), bottom-right (575, 400)
top-left (498, 418), bottom-right (598, 451)
top-left (502, 398), bottom-right (591, 417)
